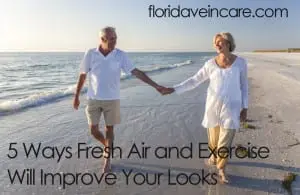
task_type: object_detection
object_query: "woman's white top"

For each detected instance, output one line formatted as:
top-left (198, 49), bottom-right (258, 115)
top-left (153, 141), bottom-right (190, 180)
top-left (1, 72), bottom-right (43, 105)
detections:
top-left (173, 56), bottom-right (248, 130)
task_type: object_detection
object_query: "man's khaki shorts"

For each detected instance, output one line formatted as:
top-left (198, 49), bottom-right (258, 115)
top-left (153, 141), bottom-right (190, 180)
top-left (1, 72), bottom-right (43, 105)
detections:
top-left (85, 99), bottom-right (121, 126)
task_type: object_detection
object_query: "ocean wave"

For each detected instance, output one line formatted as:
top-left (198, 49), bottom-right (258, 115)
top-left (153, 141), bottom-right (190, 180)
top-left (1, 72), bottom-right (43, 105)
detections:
top-left (121, 59), bottom-right (193, 79)
top-left (0, 86), bottom-right (80, 114)
top-left (0, 60), bottom-right (193, 114)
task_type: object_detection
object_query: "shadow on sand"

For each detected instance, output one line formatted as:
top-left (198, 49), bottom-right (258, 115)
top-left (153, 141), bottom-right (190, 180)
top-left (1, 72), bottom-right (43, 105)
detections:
top-left (108, 161), bottom-right (296, 194)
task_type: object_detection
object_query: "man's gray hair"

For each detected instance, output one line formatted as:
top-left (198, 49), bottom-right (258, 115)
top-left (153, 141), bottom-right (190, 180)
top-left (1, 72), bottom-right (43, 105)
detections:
top-left (99, 26), bottom-right (116, 38)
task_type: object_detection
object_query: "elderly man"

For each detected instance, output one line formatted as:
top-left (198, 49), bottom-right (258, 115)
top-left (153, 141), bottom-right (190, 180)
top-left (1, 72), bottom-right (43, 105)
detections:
top-left (73, 26), bottom-right (165, 172)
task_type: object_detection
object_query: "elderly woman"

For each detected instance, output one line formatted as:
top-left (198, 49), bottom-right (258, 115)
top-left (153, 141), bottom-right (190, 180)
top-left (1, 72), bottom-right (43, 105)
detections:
top-left (163, 32), bottom-right (248, 183)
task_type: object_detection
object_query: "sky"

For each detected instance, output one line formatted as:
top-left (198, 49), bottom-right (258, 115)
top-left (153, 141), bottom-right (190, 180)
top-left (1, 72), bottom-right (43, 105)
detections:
top-left (0, 0), bottom-right (299, 52)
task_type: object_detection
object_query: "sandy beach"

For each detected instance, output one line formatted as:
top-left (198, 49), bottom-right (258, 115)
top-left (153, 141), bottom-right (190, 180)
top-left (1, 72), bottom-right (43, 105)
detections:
top-left (1, 52), bottom-right (300, 195)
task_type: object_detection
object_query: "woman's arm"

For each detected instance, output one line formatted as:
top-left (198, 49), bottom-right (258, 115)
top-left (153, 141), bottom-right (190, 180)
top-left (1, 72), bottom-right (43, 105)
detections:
top-left (240, 59), bottom-right (248, 122)
top-left (173, 62), bottom-right (210, 94)
top-left (240, 59), bottom-right (248, 109)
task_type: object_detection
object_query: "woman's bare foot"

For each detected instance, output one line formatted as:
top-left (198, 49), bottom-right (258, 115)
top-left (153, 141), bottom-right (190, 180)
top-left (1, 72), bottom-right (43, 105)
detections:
top-left (204, 157), bottom-right (216, 167)
top-left (218, 169), bottom-right (229, 184)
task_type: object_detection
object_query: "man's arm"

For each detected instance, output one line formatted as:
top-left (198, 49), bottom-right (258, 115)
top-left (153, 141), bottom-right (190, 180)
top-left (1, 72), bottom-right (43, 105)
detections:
top-left (131, 68), bottom-right (165, 94)
top-left (73, 73), bottom-right (86, 110)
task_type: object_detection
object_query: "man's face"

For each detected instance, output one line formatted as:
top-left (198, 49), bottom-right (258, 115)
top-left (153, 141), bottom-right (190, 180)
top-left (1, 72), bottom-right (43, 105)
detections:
top-left (101, 31), bottom-right (117, 50)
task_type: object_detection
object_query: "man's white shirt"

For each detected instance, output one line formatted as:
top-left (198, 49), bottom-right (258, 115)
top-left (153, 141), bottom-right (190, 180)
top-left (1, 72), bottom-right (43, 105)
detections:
top-left (80, 48), bottom-right (135, 100)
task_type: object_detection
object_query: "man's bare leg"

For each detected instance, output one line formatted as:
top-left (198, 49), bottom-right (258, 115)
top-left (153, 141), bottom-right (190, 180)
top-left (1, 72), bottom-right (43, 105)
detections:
top-left (90, 124), bottom-right (106, 146)
top-left (103, 125), bottom-right (114, 172)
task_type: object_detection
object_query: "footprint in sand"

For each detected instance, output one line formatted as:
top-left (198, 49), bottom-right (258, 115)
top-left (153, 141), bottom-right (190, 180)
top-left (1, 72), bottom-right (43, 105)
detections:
top-left (269, 119), bottom-right (284, 124)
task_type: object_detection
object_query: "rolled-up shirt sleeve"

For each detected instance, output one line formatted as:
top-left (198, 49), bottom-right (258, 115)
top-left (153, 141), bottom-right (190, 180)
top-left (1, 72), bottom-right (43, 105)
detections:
top-left (173, 62), bottom-right (209, 94)
top-left (121, 53), bottom-right (135, 75)
top-left (240, 59), bottom-right (248, 108)
top-left (79, 50), bottom-right (91, 74)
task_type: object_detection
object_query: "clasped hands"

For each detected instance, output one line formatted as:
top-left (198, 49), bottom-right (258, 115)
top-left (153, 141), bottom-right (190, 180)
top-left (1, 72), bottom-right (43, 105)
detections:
top-left (155, 85), bottom-right (175, 95)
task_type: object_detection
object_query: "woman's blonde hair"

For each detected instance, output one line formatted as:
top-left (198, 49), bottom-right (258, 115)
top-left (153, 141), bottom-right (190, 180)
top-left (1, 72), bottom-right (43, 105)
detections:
top-left (213, 32), bottom-right (236, 52)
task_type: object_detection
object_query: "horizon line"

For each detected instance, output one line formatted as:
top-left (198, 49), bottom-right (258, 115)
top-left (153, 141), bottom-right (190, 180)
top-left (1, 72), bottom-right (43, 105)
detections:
top-left (0, 50), bottom-right (249, 53)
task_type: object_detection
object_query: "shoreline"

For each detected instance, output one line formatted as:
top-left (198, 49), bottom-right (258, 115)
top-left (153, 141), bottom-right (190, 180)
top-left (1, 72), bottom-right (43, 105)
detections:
top-left (253, 48), bottom-right (300, 53)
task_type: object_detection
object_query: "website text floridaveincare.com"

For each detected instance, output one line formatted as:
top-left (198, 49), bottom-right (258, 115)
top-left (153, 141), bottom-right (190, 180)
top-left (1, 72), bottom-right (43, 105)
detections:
top-left (148, 5), bottom-right (288, 18)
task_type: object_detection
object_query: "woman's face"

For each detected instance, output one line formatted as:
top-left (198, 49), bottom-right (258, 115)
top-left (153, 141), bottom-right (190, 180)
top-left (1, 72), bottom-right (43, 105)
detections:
top-left (214, 36), bottom-right (230, 53)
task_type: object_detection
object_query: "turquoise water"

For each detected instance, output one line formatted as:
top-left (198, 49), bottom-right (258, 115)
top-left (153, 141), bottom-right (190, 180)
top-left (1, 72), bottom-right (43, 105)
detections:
top-left (0, 52), bottom-right (216, 114)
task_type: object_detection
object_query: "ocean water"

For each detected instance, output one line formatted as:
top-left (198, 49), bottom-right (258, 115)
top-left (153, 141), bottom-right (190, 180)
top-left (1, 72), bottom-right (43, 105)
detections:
top-left (0, 52), bottom-right (216, 115)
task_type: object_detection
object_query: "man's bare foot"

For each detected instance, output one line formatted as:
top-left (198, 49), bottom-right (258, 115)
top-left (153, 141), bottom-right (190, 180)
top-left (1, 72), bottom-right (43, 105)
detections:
top-left (218, 169), bottom-right (229, 184)
top-left (102, 144), bottom-right (111, 173)
top-left (102, 159), bottom-right (111, 173)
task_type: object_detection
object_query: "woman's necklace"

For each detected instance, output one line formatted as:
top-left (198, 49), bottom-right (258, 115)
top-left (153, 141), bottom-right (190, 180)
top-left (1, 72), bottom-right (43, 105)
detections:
top-left (217, 55), bottom-right (235, 68)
